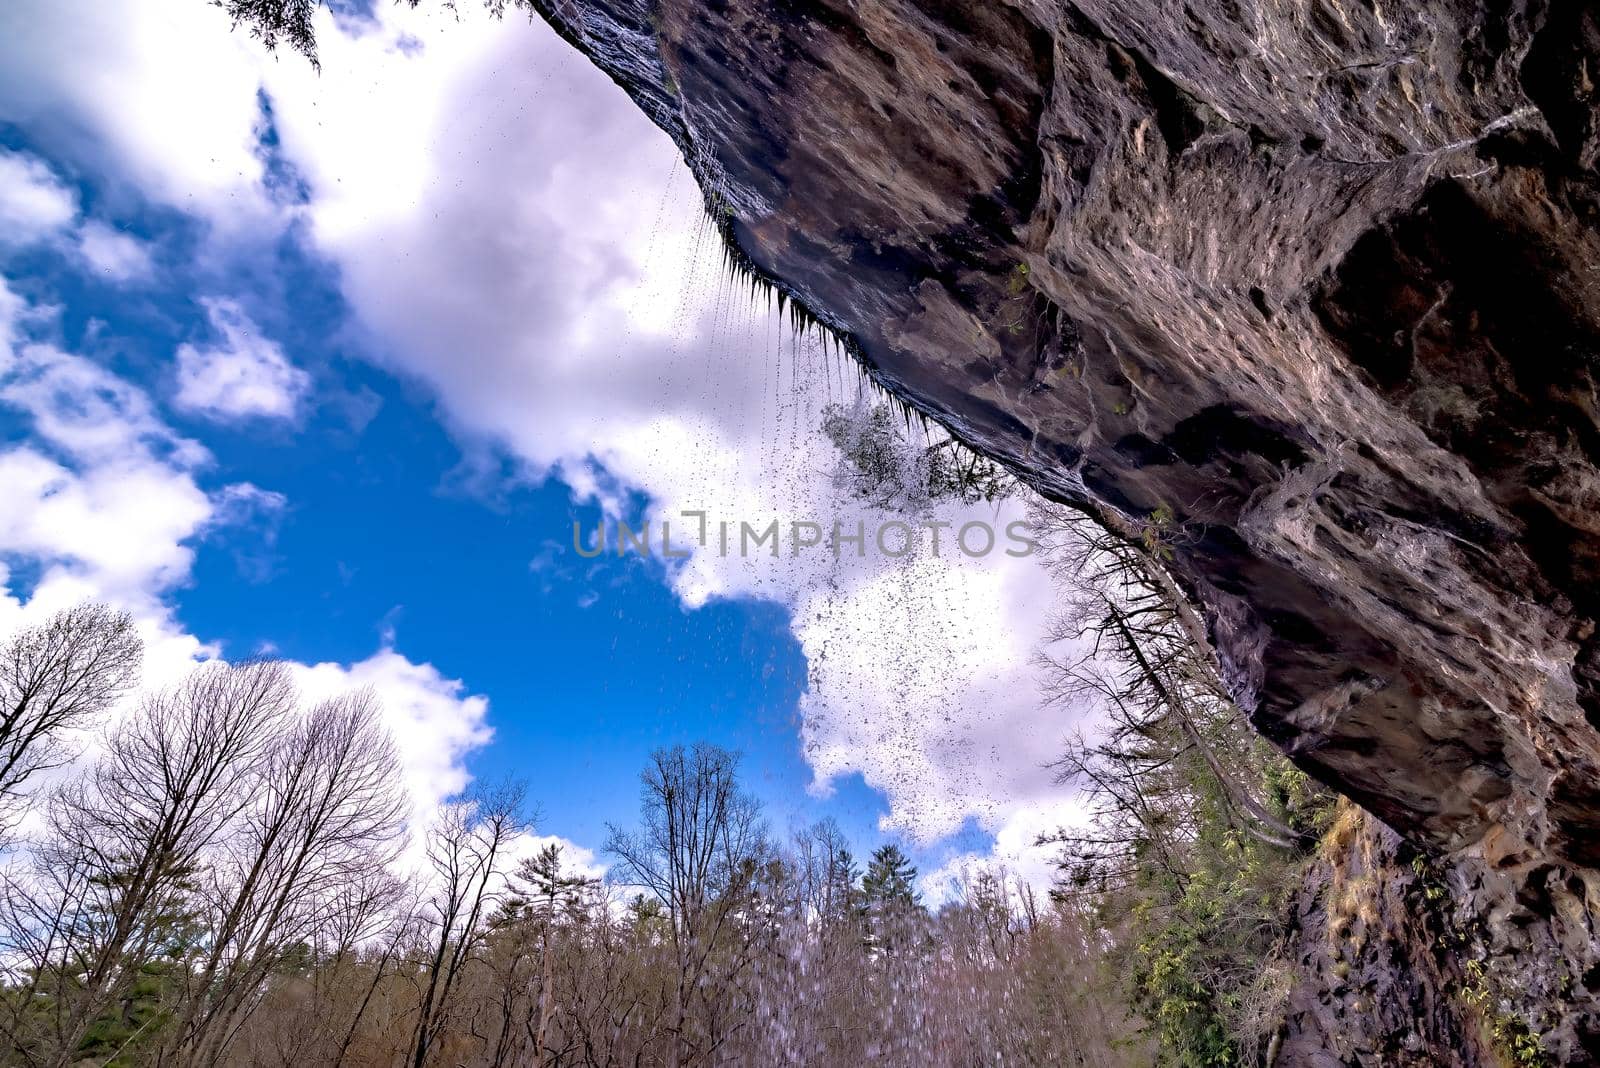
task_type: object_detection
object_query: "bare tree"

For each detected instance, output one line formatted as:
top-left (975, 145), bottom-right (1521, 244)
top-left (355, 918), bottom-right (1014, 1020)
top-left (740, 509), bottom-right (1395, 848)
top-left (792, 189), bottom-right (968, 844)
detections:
top-left (0, 603), bottom-right (140, 832)
top-left (605, 744), bottom-right (772, 1068)
top-left (1030, 502), bottom-right (1306, 856)
top-left (550, 884), bottom-right (670, 1068)
top-left (1, 659), bottom-right (293, 1068)
top-left (409, 781), bottom-right (530, 1068)
top-left (228, 867), bottom-right (412, 1068)
top-left (161, 689), bottom-right (408, 1067)
top-left (790, 818), bottom-right (861, 933)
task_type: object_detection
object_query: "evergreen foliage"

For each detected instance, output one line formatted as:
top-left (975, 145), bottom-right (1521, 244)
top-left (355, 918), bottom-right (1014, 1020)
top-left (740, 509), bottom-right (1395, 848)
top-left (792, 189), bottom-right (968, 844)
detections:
top-left (862, 844), bottom-right (918, 910)
top-left (820, 400), bottom-right (1014, 511)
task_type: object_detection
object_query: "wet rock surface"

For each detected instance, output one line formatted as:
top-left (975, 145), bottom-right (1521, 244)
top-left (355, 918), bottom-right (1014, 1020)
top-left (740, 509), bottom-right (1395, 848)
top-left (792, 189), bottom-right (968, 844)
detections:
top-left (532, 0), bottom-right (1600, 1058)
top-left (1285, 806), bottom-right (1600, 1064)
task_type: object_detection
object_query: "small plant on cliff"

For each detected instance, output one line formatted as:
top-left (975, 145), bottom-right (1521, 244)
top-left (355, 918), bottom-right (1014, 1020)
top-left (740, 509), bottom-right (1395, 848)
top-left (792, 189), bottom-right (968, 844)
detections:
top-left (988, 261), bottom-right (1046, 338)
top-left (1461, 960), bottom-right (1553, 1067)
top-left (1007, 262), bottom-right (1031, 295)
top-left (1141, 503), bottom-right (1178, 559)
top-left (1408, 849), bottom-right (1554, 1068)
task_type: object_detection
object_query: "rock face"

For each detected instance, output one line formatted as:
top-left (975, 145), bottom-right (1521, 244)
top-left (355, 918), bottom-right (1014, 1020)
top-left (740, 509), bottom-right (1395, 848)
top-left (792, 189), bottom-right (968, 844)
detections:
top-left (1280, 803), bottom-right (1599, 1065)
top-left (534, 0), bottom-right (1600, 1058)
top-left (1281, 807), bottom-right (1492, 1066)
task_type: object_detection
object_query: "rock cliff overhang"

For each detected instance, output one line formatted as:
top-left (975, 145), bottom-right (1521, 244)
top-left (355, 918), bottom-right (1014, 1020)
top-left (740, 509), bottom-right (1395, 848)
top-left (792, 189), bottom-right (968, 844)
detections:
top-left (533, 0), bottom-right (1600, 882)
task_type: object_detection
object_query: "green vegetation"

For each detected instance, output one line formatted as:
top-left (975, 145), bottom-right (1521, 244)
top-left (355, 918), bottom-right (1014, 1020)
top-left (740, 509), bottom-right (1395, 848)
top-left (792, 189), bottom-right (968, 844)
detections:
top-left (1031, 504), bottom-right (1335, 1066)
top-left (1140, 502), bottom-right (1178, 559)
top-left (1462, 961), bottom-right (1552, 1067)
top-left (1406, 848), bottom-right (1554, 1066)
top-left (861, 844), bottom-right (918, 908)
top-left (820, 400), bottom-right (1015, 510)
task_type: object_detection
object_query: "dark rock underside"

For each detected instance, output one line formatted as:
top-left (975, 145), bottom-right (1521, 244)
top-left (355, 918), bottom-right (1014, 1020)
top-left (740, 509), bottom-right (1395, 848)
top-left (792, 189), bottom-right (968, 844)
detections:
top-left (532, 0), bottom-right (1600, 1059)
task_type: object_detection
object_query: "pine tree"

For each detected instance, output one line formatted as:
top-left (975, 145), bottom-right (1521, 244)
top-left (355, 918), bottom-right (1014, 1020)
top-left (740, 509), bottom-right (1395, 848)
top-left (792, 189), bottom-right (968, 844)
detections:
top-left (860, 844), bottom-right (924, 963)
top-left (825, 846), bottom-right (865, 926)
top-left (509, 844), bottom-right (597, 1064)
top-left (862, 844), bottom-right (918, 909)
top-left (518, 843), bottom-right (596, 923)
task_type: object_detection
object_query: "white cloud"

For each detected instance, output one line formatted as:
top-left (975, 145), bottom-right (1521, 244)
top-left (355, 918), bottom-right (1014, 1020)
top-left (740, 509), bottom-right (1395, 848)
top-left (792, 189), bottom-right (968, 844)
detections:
top-left (0, 289), bottom-right (215, 600)
top-left (2, 338), bottom-right (206, 468)
top-left (0, 148), bottom-right (75, 243)
top-left (0, 565), bottom-right (215, 698)
top-left (0, 448), bottom-right (210, 601)
top-left (76, 221), bottom-right (154, 283)
top-left (0, 149), bottom-right (155, 286)
top-left (0, 278), bottom-right (495, 830)
top-left (0, 0), bottom-right (274, 231)
top-left (0, 1), bottom-right (1095, 882)
top-left (211, 480), bottom-right (289, 523)
top-left (918, 797), bottom-right (1092, 905)
top-left (294, 648), bottom-right (495, 829)
top-left (0, 278), bottom-right (27, 357)
top-left (174, 298), bottom-right (310, 421)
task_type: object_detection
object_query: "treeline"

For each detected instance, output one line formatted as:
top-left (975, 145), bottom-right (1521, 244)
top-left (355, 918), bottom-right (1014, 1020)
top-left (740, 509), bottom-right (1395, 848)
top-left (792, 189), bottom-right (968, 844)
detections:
top-left (0, 605), bottom-right (1139, 1067)
top-left (0, 486), bottom-right (1336, 1067)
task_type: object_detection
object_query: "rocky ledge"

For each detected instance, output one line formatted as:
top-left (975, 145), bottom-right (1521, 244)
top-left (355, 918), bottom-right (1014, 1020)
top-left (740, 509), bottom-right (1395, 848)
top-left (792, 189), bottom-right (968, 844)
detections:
top-left (534, 0), bottom-right (1600, 1059)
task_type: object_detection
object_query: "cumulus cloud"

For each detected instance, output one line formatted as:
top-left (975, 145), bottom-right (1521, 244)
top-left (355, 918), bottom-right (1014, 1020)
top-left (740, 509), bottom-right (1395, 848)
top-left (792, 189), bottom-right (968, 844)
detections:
top-left (0, 1), bottom-right (1095, 882)
top-left (0, 0), bottom-right (274, 231)
top-left (0, 279), bottom-right (29, 361)
top-left (0, 276), bottom-right (492, 826)
top-left (293, 648), bottom-right (495, 829)
top-left (0, 287), bottom-right (215, 599)
top-left (3, 341), bottom-right (205, 468)
top-left (0, 148), bottom-right (155, 285)
top-left (0, 148), bottom-right (76, 242)
top-left (173, 298), bottom-right (311, 421)
top-left (76, 221), bottom-right (154, 282)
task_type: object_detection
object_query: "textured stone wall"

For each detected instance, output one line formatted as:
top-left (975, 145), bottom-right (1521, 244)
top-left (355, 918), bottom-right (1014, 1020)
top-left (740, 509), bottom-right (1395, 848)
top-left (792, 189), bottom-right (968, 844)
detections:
top-left (535, 0), bottom-right (1600, 1057)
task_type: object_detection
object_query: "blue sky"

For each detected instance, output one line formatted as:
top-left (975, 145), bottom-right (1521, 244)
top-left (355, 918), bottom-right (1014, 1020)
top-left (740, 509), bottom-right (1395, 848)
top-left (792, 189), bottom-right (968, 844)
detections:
top-left (0, 0), bottom-right (1082, 890)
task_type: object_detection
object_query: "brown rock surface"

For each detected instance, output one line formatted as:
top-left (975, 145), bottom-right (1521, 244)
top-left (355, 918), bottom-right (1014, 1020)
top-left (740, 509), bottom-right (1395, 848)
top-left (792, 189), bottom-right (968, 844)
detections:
top-left (532, 0), bottom-right (1600, 1058)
